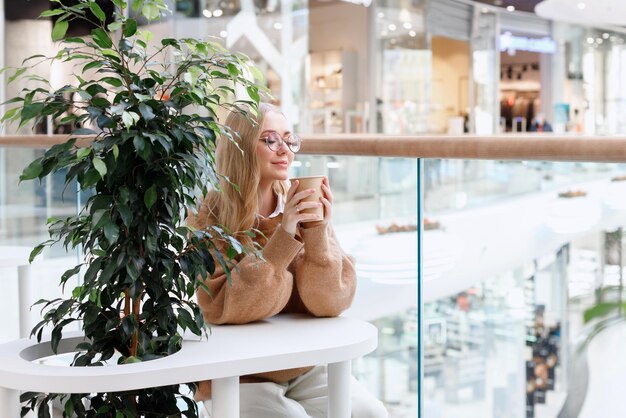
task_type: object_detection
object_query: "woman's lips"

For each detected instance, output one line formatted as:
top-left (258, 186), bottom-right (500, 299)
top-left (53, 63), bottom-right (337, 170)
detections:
top-left (273, 161), bottom-right (289, 167)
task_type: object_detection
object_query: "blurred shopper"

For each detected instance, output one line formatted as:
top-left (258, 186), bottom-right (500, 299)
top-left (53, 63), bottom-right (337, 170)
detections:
top-left (530, 113), bottom-right (553, 132)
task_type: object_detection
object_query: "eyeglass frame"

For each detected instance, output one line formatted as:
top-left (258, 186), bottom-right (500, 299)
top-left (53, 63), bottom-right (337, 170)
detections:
top-left (259, 131), bottom-right (302, 153)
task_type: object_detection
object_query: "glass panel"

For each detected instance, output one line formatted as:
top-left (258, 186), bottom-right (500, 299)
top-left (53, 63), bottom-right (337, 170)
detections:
top-left (294, 154), bottom-right (419, 417)
top-left (294, 155), bottom-right (417, 223)
top-left (425, 159), bottom-right (626, 214)
top-left (424, 159), bottom-right (626, 418)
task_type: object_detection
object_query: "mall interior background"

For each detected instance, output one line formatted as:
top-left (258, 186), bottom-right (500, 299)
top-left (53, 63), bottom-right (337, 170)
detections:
top-left (4, 0), bottom-right (626, 417)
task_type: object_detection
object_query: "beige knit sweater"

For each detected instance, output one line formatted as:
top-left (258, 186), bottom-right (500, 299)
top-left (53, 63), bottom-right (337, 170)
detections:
top-left (187, 201), bottom-right (357, 401)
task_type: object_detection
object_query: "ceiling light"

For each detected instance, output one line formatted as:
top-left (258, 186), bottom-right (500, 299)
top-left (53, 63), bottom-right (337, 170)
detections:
top-left (273, 22), bottom-right (283, 30)
top-left (388, 23), bottom-right (397, 31)
top-left (377, 12), bottom-right (384, 18)
top-left (381, 30), bottom-right (388, 37)
top-left (597, 38), bottom-right (603, 44)
top-left (403, 22), bottom-right (412, 29)
top-left (202, 9), bottom-right (212, 18)
top-left (219, 30), bottom-right (228, 38)
top-left (213, 8), bottom-right (223, 17)
top-left (409, 30), bottom-right (416, 37)
top-left (587, 37), bottom-right (594, 44)
top-left (577, 2), bottom-right (586, 9)
top-left (506, 5), bottom-right (515, 12)
top-left (602, 33), bottom-right (610, 39)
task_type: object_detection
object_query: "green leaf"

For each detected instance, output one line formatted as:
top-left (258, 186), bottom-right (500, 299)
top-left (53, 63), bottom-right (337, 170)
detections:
top-left (83, 60), bottom-right (105, 72)
top-left (138, 103), bottom-right (155, 120)
top-left (0, 107), bottom-right (19, 123)
top-left (113, 0), bottom-right (127, 9)
top-left (51, 20), bottom-right (69, 41)
top-left (64, 37), bottom-right (86, 44)
top-left (123, 356), bottom-right (142, 364)
top-left (92, 209), bottom-right (108, 228)
top-left (89, 1), bottom-right (106, 22)
top-left (250, 65), bottom-right (265, 82)
top-left (144, 184), bottom-right (157, 209)
top-left (112, 144), bottom-right (119, 160)
top-left (247, 86), bottom-right (260, 103)
top-left (227, 63), bottom-right (239, 77)
top-left (20, 160), bottom-right (43, 181)
top-left (40, 9), bottom-right (66, 17)
top-left (101, 48), bottom-right (121, 61)
top-left (122, 111), bottom-right (139, 128)
top-left (123, 19), bottom-right (138, 37)
top-left (7, 67), bottom-right (27, 84)
top-left (103, 222), bottom-right (119, 243)
top-left (133, 136), bottom-right (145, 153)
top-left (76, 147), bottom-right (91, 159)
top-left (92, 157), bottom-right (107, 178)
top-left (161, 38), bottom-right (179, 48)
top-left (100, 77), bottom-right (123, 87)
top-left (107, 21), bottom-right (123, 32)
top-left (64, 398), bottom-right (75, 417)
top-left (51, 324), bottom-right (63, 353)
top-left (21, 103), bottom-right (45, 121)
top-left (117, 205), bottom-right (133, 227)
top-left (29, 244), bottom-right (45, 263)
top-left (142, 4), bottom-right (160, 20)
top-left (91, 28), bottom-right (113, 49)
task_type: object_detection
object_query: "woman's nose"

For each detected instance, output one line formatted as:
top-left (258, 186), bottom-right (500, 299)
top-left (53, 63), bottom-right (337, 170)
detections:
top-left (277, 140), bottom-right (290, 154)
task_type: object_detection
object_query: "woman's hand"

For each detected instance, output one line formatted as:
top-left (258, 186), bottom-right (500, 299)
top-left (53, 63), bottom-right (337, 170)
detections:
top-left (281, 180), bottom-right (324, 236)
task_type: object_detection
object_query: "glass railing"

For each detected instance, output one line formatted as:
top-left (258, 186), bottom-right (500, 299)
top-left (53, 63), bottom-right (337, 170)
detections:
top-left (4, 134), bottom-right (626, 418)
top-left (0, 147), bottom-right (81, 342)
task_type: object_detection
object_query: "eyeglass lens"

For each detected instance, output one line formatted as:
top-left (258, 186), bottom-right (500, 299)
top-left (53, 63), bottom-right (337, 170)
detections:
top-left (265, 132), bottom-right (301, 152)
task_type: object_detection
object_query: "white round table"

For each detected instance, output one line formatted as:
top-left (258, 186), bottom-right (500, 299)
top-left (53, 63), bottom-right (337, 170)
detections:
top-left (0, 314), bottom-right (378, 418)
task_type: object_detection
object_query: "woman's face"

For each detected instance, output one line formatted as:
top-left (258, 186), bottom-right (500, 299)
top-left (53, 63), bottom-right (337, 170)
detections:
top-left (256, 111), bottom-right (294, 184)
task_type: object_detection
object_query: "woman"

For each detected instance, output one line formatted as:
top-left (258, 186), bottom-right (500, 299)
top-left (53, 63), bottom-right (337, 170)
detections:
top-left (188, 103), bottom-right (387, 418)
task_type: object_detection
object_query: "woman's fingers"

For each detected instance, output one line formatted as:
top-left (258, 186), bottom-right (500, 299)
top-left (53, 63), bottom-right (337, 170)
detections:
top-left (320, 196), bottom-right (332, 219)
top-left (288, 188), bottom-right (316, 207)
top-left (321, 183), bottom-right (333, 204)
top-left (286, 180), bottom-right (299, 200)
top-left (294, 201), bottom-right (322, 212)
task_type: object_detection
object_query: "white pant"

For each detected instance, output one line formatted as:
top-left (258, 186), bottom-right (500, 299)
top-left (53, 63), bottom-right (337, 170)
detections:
top-left (202, 365), bottom-right (388, 418)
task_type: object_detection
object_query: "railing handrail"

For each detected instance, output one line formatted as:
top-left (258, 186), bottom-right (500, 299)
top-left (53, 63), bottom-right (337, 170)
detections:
top-left (4, 134), bottom-right (626, 162)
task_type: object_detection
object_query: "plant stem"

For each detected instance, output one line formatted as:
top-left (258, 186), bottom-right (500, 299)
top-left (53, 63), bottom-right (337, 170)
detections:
top-left (130, 294), bottom-right (141, 357)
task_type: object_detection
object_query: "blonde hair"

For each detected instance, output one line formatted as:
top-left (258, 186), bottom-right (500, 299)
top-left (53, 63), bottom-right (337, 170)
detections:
top-left (206, 103), bottom-right (289, 247)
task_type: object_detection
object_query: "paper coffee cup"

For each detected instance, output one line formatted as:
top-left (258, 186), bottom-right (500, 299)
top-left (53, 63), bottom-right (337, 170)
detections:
top-left (290, 176), bottom-right (325, 221)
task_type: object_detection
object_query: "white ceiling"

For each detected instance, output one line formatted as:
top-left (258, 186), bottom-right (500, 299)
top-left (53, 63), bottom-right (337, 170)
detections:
top-left (535, 0), bottom-right (626, 27)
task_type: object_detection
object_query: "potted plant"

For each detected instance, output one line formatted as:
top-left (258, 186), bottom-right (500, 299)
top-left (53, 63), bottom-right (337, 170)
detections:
top-left (2, 0), bottom-right (265, 415)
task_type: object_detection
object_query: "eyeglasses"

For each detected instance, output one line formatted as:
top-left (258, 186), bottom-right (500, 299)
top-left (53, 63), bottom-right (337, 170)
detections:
top-left (259, 131), bottom-right (302, 153)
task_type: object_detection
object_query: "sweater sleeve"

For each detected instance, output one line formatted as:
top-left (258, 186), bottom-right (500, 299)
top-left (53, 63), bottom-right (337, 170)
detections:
top-left (197, 226), bottom-right (304, 325)
top-left (294, 223), bottom-right (357, 317)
